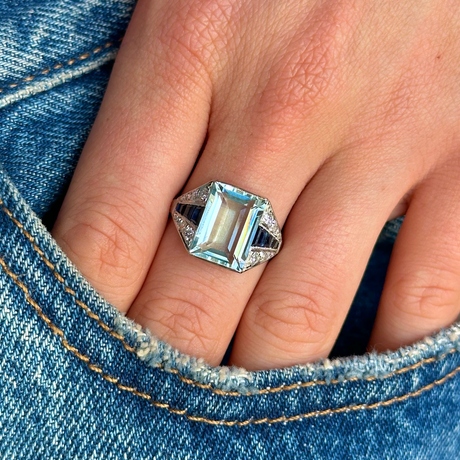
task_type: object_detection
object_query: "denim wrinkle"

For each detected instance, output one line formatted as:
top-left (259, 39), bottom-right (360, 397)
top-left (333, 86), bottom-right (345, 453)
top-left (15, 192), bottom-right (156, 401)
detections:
top-left (0, 39), bottom-right (121, 109)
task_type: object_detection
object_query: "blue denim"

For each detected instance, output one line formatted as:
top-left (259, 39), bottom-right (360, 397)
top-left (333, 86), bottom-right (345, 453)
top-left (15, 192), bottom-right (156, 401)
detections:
top-left (0, 1), bottom-right (459, 459)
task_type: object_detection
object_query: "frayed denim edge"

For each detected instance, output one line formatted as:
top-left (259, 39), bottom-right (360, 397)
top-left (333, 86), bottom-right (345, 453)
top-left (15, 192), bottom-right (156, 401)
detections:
top-left (113, 313), bottom-right (460, 394)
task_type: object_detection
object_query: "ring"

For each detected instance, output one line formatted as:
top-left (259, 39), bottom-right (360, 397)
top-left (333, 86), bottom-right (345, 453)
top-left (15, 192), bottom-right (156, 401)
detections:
top-left (170, 181), bottom-right (283, 273)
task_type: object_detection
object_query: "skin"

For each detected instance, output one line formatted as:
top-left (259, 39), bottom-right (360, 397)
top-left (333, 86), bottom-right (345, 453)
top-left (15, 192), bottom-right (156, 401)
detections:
top-left (51, 0), bottom-right (460, 370)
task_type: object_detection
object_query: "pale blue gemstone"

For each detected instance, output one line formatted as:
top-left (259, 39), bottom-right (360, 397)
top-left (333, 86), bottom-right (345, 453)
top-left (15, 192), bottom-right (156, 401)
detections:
top-left (189, 181), bottom-right (268, 272)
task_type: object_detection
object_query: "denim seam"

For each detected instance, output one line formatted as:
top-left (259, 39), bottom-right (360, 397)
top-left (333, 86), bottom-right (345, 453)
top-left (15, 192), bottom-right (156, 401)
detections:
top-left (0, 37), bottom-right (123, 94)
top-left (1, 251), bottom-right (459, 426)
top-left (1, 196), bottom-right (459, 397)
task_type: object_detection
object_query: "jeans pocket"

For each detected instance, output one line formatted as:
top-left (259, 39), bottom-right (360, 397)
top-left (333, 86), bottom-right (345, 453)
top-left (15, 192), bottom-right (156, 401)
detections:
top-left (0, 165), bottom-right (460, 460)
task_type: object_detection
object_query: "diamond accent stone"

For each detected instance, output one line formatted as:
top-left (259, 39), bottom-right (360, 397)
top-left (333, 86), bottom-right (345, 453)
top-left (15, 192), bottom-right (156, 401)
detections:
top-left (178, 182), bottom-right (211, 206)
top-left (259, 203), bottom-right (282, 240)
top-left (243, 248), bottom-right (278, 271)
top-left (173, 213), bottom-right (196, 248)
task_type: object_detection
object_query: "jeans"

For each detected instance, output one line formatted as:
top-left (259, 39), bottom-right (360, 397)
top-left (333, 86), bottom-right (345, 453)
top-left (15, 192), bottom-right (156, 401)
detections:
top-left (0, 1), bottom-right (459, 459)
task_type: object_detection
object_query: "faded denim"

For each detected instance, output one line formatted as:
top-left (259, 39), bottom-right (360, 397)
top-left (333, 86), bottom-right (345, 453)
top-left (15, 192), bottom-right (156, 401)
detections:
top-left (0, 1), bottom-right (459, 459)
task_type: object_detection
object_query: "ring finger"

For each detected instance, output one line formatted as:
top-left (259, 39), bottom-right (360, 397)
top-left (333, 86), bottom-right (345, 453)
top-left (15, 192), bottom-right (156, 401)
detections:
top-left (369, 157), bottom-right (460, 352)
top-left (230, 149), bottom-right (413, 370)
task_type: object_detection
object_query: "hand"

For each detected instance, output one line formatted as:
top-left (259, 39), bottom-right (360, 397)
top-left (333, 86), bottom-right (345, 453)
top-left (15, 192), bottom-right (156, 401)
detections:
top-left (51, 0), bottom-right (460, 370)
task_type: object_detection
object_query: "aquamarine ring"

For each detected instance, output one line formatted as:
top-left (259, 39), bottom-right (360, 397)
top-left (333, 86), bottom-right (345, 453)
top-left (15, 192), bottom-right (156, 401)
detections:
top-left (170, 181), bottom-right (282, 273)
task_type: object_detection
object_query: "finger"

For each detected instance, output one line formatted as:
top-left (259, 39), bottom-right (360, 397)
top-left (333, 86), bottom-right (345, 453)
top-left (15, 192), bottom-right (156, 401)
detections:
top-left (125, 0), bottom-right (358, 364)
top-left (369, 160), bottom-right (460, 352)
top-left (51, 0), bottom-right (212, 310)
top-left (229, 153), bottom-right (411, 370)
top-left (125, 81), bottom-right (347, 365)
top-left (126, 140), bottom-right (320, 365)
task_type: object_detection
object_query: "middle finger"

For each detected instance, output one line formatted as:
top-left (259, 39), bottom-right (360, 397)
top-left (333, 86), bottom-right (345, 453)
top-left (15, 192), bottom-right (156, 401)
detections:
top-left (126, 87), bottom-right (340, 365)
top-left (126, 0), bottom-right (357, 365)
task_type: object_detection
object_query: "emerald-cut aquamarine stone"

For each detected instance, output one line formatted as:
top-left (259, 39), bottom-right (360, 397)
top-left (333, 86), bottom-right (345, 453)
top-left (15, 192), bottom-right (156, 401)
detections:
top-left (189, 181), bottom-right (268, 272)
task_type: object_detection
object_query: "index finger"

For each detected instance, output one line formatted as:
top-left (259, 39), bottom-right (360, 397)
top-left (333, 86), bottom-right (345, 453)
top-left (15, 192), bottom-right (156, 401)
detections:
top-left (51, 0), bottom-right (212, 310)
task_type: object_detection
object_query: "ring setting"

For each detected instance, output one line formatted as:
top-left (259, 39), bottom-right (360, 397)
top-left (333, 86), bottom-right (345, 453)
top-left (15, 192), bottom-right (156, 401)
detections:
top-left (170, 181), bottom-right (282, 273)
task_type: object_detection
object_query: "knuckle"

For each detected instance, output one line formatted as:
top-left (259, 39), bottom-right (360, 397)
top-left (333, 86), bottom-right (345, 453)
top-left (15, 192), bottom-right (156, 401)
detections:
top-left (142, 283), bottom-right (224, 359)
top-left (267, 46), bottom-right (334, 117)
top-left (253, 282), bottom-right (336, 355)
top-left (390, 266), bottom-right (460, 322)
top-left (157, 0), bottom-right (235, 72)
top-left (59, 200), bottom-right (145, 289)
top-left (257, 4), bottom-right (352, 124)
top-left (366, 70), bottom-right (429, 144)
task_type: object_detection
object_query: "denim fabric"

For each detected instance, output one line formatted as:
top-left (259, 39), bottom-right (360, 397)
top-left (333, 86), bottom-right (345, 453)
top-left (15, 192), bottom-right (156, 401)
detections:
top-left (0, 1), bottom-right (460, 459)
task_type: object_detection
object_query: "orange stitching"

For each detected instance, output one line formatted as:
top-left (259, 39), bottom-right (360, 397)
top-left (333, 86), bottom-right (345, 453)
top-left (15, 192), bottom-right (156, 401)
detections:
top-left (1, 197), bottom-right (459, 397)
top-left (1, 254), bottom-right (459, 426)
top-left (0, 38), bottom-right (123, 94)
top-left (0, 199), bottom-right (136, 352)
